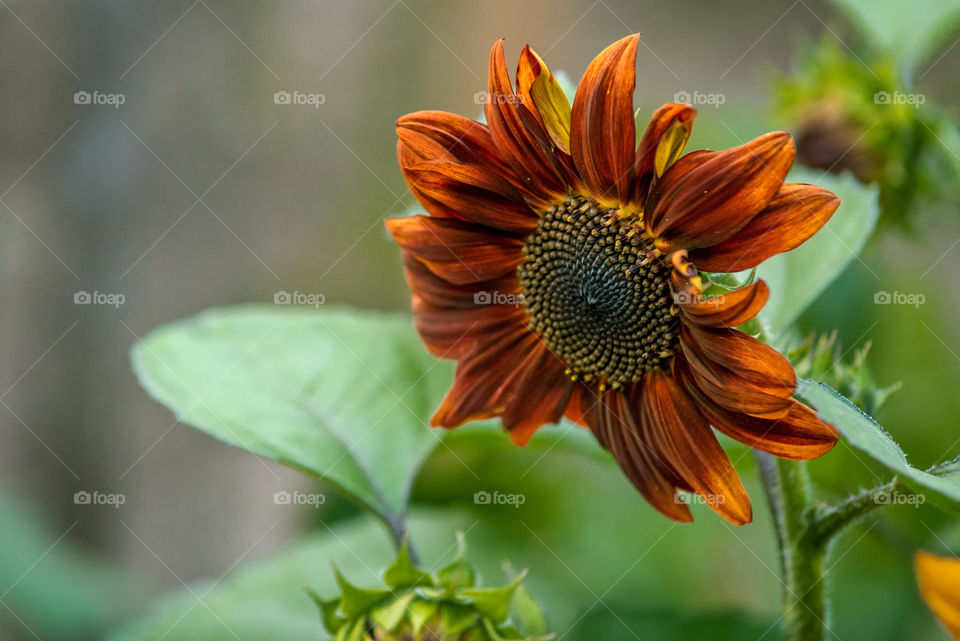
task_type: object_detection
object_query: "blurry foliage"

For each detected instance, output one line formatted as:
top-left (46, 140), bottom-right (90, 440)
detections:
top-left (786, 332), bottom-right (900, 416)
top-left (0, 494), bottom-right (143, 641)
top-left (776, 0), bottom-right (960, 229)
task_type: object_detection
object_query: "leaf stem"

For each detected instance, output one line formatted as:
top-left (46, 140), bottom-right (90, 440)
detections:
top-left (385, 514), bottom-right (420, 565)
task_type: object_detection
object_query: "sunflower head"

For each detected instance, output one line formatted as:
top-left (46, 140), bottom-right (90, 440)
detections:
top-left (387, 34), bottom-right (842, 525)
top-left (312, 539), bottom-right (548, 641)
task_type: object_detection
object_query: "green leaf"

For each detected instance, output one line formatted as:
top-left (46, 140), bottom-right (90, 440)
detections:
top-left (797, 379), bottom-right (960, 514)
top-left (383, 539), bottom-right (433, 589)
top-left (828, 0), bottom-right (960, 72)
top-left (756, 169), bottom-right (879, 334)
top-left (131, 305), bottom-right (451, 523)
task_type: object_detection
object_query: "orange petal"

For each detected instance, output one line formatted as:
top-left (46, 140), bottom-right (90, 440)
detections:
top-left (405, 160), bottom-right (537, 234)
top-left (431, 326), bottom-right (540, 427)
top-left (683, 323), bottom-right (797, 393)
top-left (485, 40), bottom-right (567, 210)
top-left (397, 111), bottom-right (516, 176)
top-left (916, 551), bottom-right (960, 640)
top-left (679, 327), bottom-right (794, 419)
top-left (570, 34), bottom-right (640, 208)
top-left (680, 280), bottom-right (770, 328)
top-left (689, 183), bottom-right (841, 272)
top-left (634, 103), bottom-right (697, 196)
top-left (564, 382), bottom-right (597, 427)
top-left (399, 254), bottom-right (524, 359)
top-left (400, 252), bottom-right (519, 310)
top-left (590, 388), bottom-right (694, 522)
top-left (648, 132), bottom-right (795, 251)
top-left (386, 216), bottom-right (524, 285)
top-left (641, 370), bottom-right (753, 525)
top-left (676, 359), bottom-right (838, 460)
top-left (502, 346), bottom-right (574, 446)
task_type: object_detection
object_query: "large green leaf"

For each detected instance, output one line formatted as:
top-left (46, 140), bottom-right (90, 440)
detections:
top-left (828, 0), bottom-right (960, 73)
top-left (757, 169), bottom-right (878, 334)
top-left (798, 379), bottom-right (960, 514)
top-left (131, 305), bottom-right (452, 524)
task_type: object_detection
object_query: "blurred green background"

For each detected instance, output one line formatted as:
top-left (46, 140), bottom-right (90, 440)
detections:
top-left (1, 1), bottom-right (958, 640)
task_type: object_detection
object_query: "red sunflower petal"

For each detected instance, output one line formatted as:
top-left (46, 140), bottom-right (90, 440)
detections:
top-left (400, 254), bottom-right (525, 359)
top-left (676, 358), bottom-right (838, 460)
top-left (679, 327), bottom-right (793, 419)
top-left (570, 34), bottom-right (640, 208)
top-left (502, 345), bottom-right (575, 446)
top-left (486, 40), bottom-right (567, 209)
top-left (680, 280), bottom-right (770, 328)
top-left (642, 370), bottom-right (753, 525)
top-left (684, 323), bottom-right (797, 392)
top-left (404, 160), bottom-right (538, 235)
top-left (590, 388), bottom-right (694, 522)
top-left (431, 325), bottom-right (540, 427)
top-left (648, 132), bottom-right (795, 251)
top-left (386, 215), bottom-right (524, 285)
top-left (689, 183), bottom-right (841, 272)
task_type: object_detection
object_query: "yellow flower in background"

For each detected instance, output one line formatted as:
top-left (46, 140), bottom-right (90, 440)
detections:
top-left (916, 551), bottom-right (960, 639)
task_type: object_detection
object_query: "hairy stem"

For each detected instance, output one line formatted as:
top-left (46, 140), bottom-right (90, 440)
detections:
top-left (757, 452), bottom-right (900, 641)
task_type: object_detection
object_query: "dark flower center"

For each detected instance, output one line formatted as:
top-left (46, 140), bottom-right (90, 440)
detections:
top-left (517, 195), bottom-right (679, 386)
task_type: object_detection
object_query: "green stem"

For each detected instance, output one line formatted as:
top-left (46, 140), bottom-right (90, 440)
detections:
top-left (756, 452), bottom-right (901, 641)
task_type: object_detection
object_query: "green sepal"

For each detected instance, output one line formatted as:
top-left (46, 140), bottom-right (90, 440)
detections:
top-left (383, 539), bottom-right (433, 589)
top-left (441, 602), bottom-right (480, 636)
top-left (456, 570), bottom-right (526, 624)
top-left (509, 581), bottom-right (548, 636)
top-left (333, 617), bottom-right (366, 641)
top-left (370, 591), bottom-right (415, 631)
top-left (436, 532), bottom-right (476, 589)
top-left (408, 598), bottom-right (440, 637)
top-left (333, 566), bottom-right (390, 617)
top-left (305, 588), bottom-right (346, 634)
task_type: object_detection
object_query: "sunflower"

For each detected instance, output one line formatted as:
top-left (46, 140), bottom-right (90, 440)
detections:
top-left (916, 551), bottom-right (960, 639)
top-left (386, 34), bottom-right (841, 525)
